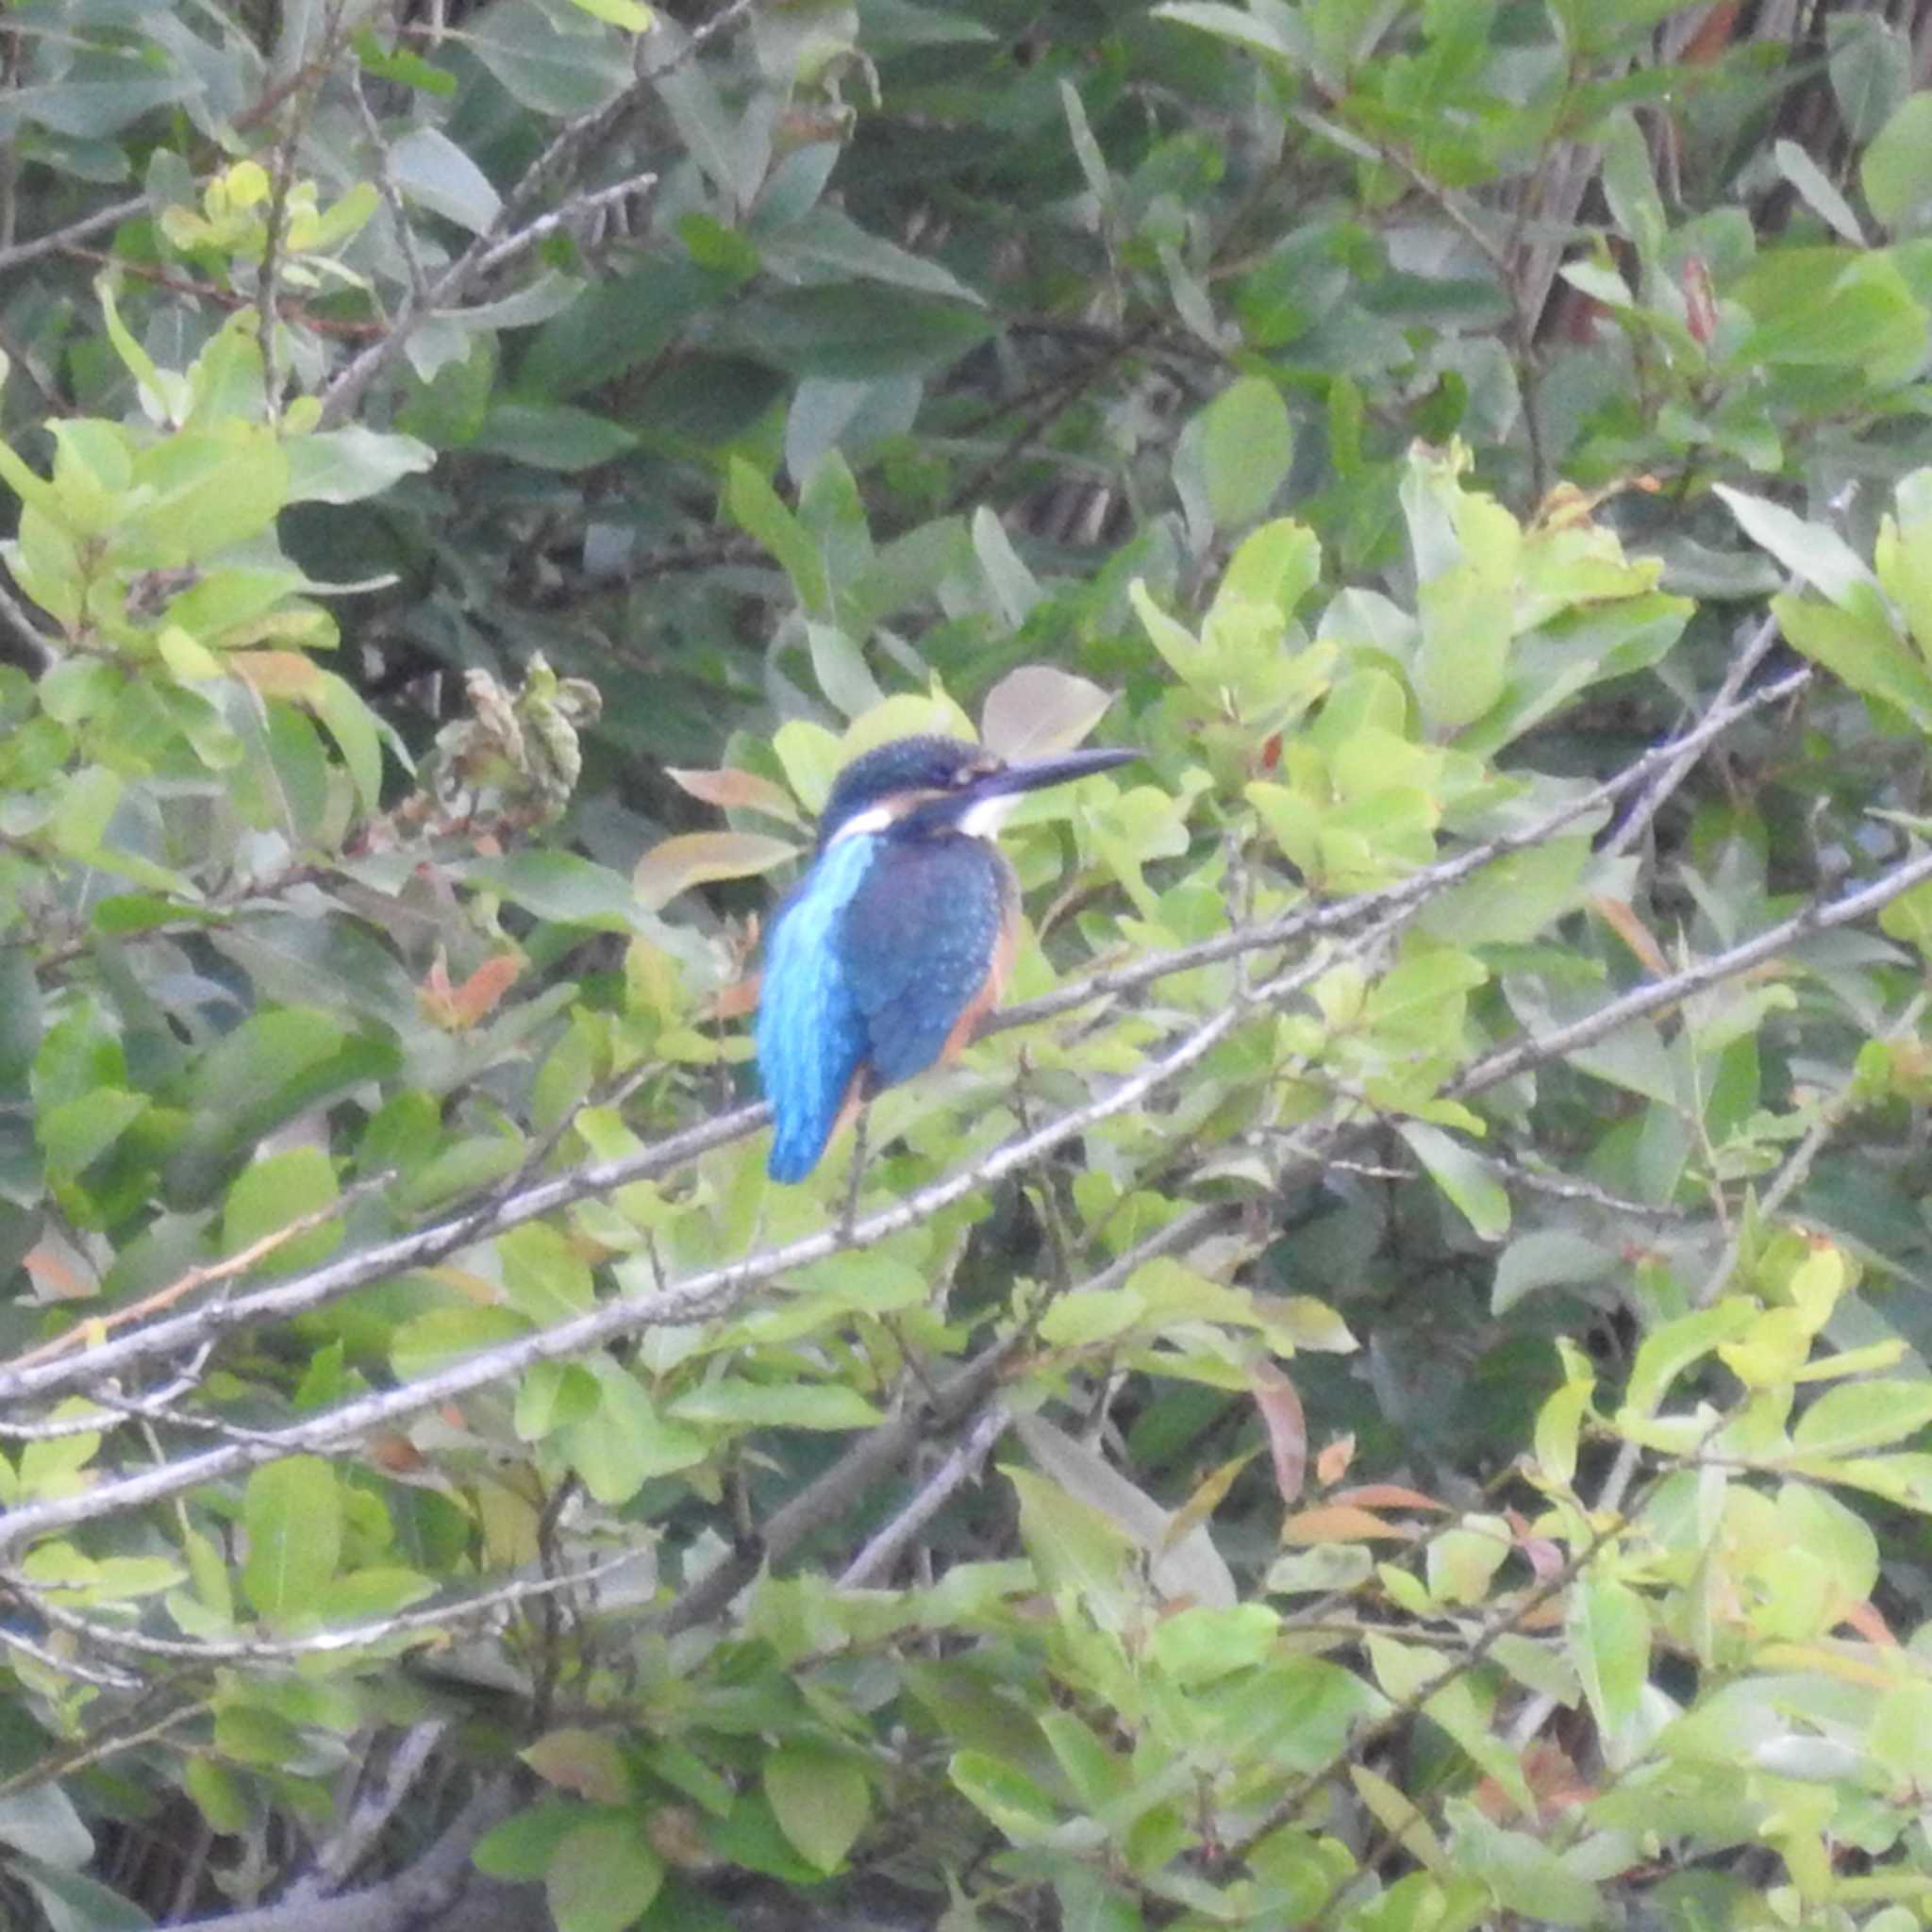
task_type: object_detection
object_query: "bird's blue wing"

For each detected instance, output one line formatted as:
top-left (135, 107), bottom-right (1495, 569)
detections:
top-left (757, 833), bottom-right (880, 1182)
top-left (839, 837), bottom-right (1013, 1087)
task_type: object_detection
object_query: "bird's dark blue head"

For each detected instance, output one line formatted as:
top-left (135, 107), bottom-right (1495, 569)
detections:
top-left (816, 734), bottom-right (1137, 850)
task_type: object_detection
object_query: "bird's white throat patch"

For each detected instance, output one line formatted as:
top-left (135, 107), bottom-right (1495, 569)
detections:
top-left (955, 792), bottom-right (1020, 838)
top-left (826, 803), bottom-right (895, 844)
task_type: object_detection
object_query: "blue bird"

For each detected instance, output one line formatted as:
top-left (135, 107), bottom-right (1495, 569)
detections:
top-left (757, 734), bottom-right (1136, 1183)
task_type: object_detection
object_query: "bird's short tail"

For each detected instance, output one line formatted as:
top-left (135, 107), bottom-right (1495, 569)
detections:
top-left (767, 1118), bottom-right (834, 1185)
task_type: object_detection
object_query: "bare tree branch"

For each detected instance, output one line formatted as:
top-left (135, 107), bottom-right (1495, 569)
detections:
top-left (0, 939), bottom-right (1290, 1553)
top-left (168, 1778), bottom-right (518, 1932)
top-left (5, 1545), bottom-right (651, 1663)
top-left (0, 663), bottom-right (1813, 1414)
top-left (0, 193), bottom-right (148, 275)
top-left (840, 1403), bottom-right (1011, 1587)
top-left (8, 812), bottom-right (1924, 1558)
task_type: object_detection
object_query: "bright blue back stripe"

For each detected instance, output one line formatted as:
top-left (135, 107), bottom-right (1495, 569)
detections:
top-left (757, 833), bottom-right (879, 1181)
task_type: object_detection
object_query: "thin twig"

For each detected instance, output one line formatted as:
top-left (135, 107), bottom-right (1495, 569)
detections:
top-left (0, 572), bottom-right (58, 667)
top-left (0, 193), bottom-right (148, 275)
top-left (3, 1175), bottom-right (390, 1373)
top-left (0, 1619), bottom-right (142, 1690)
top-left (0, 1697), bottom-right (208, 1799)
top-left (6, 1544), bottom-right (649, 1662)
top-left (1603, 607), bottom-right (1787, 859)
top-left (840, 1404), bottom-right (1012, 1587)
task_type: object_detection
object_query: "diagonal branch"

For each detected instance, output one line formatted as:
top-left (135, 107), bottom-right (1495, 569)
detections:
top-left (0, 663), bottom-right (1813, 1413)
top-left (0, 940), bottom-right (1299, 1555)
top-left (7, 813), bottom-right (1925, 1558)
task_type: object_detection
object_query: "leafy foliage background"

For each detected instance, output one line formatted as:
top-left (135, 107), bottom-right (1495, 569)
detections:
top-left (7, 0), bottom-right (1932, 1926)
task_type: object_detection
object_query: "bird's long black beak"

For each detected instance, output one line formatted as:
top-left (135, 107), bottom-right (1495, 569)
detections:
top-left (973, 744), bottom-right (1139, 799)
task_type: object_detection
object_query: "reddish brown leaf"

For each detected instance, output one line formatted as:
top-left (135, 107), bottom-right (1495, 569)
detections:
top-left (1315, 1431), bottom-right (1357, 1488)
top-left (448, 954), bottom-right (523, 1027)
top-left (711, 973), bottom-right (760, 1022)
top-left (1681, 255), bottom-right (1718, 345)
top-left (1838, 1597), bottom-right (1898, 1647)
top-left (228, 649), bottom-right (324, 698)
top-left (1591, 896), bottom-right (1670, 976)
top-left (365, 1431), bottom-right (425, 1474)
top-left (1476, 1741), bottom-right (1594, 1823)
top-left (980, 665), bottom-right (1114, 760)
top-left (1507, 1507), bottom-right (1565, 1581)
top-left (633, 831), bottom-right (798, 911)
top-left (1679, 0), bottom-right (1740, 61)
top-left (1331, 1483), bottom-right (1447, 1512)
top-left (665, 765), bottom-right (802, 824)
top-left (1251, 1362), bottom-right (1307, 1506)
top-left (22, 1241), bottom-right (98, 1303)
top-left (1281, 1504), bottom-right (1413, 1544)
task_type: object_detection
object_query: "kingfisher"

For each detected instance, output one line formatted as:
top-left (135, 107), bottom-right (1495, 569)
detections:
top-left (756, 733), bottom-right (1136, 1183)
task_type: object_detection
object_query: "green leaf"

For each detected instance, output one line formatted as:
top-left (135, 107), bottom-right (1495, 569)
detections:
top-left (1713, 485), bottom-right (1874, 608)
top-left (515, 1360), bottom-right (603, 1440)
top-left (472, 403), bottom-right (639, 472)
top-left (948, 1751), bottom-right (1062, 1843)
top-left (1830, 14), bottom-right (1909, 142)
top-left (242, 1457), bottom-right (341, 1621)
top-left (1154, 1), bottom-right (1309, 67)
top-left (1147, 1603), bottom-right (1280, 1684)
top-left (1218, 516), bottom-right (1322, 618)
top-left (1416, 839), bottom-right (1590, 946)
top-left (1492, 1230), bottom-right (1616, 1313)
top-left (118, 430), bottom-right (288, 567)
top-left (1774, 139), bottom-right (1864, 245)
top-left (667, 1380), bottom-right (885, 1429)
top-left (12, 1853), bottom-right (157, 1932)
top-left (714, 286), bottom-right (993, 380)
top-left (972, 508), bottom-right (1041, 628)
top-left (389, 125), bottom-right (503, 234)
top-left (1621, 1303), bottom-right (1757, 1418)
top-left (0, 1785), bottom-right (93, 1867)
top-left (1397, 1124), bottom-right (1509, 1241)
top-left (499, 1223), bottom-right (596, 1324)
top-left (283, 426), bottom-right (436, 504)
top-left (1792, 1377), bottom-right (1932, 1456)
top-left (467, 851), bottom-right (650, 929)
top-left (474, 1802), bottom-right (584, 1880)
top-left (351, 27), bottom-right (458, 95)
top-left (390, 1305), bottom-right (530, 1380)
top-left (223, 1147), bottom-right (341, 1274)
top-left (1401, 460), bottom-right (1522, 734)
top-left (312, 1567), bottom-right (436, 1624)
top-left (1567, 1571), bottom-right (1648, 1738)
top-left (1775, 591), bottom-right (1932, 727)
top-left (762, 207), bottom-right (982, 306)
top-left (764, 1743), bottom-right (871, 1872)
top-left (313, 673), bottom-right (392, 814)
top-left (1449, 1806), bottom-right (1601, 1927)
top-left (1181, 375), bottom-right (1293, 534)
top-left (38, 1089), bottom-right (148, 1179)
top-left (727, 457), bottom-right (830, 613)
top-left (568, 0), bottom-right (653, 26)
top-left (561, 1358), bottom-right (709, 1504)
top-left (547, 1818), bottom-right (664, 1932)
top-left (1861, 92), bottom-right (1932, 232)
